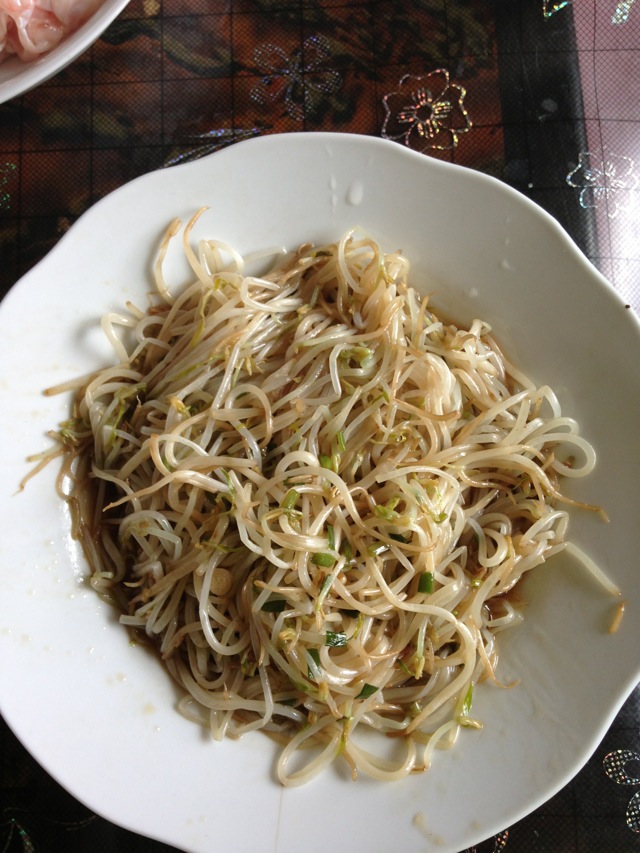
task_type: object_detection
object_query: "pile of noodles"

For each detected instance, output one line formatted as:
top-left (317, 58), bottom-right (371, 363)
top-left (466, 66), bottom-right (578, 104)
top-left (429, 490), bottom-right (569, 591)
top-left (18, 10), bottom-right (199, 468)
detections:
top-left (45, 212), bottom-right (618, 786)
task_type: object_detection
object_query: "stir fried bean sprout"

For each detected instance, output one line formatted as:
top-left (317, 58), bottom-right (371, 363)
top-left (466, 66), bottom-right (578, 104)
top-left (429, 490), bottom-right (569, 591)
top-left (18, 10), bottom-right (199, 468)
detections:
top-left (49, 212), bottom-right (616, 785)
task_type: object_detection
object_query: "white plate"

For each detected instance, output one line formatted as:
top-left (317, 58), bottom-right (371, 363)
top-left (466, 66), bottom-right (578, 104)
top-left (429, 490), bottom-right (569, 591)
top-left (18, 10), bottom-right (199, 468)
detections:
top-left (0, 0), bottom-right (130, 104)
top-left (1, 133), bottom-right (639, 853)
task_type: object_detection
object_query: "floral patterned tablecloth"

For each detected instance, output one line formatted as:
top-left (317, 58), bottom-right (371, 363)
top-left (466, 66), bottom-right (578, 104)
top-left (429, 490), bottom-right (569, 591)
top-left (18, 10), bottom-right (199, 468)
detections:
top-left (1, 1), bottom-right (640, 851)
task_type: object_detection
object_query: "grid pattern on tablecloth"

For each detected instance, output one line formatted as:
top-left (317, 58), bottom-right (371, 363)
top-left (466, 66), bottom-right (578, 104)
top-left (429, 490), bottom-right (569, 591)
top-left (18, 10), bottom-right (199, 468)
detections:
top-left (571, 0), bottom-right (640, 310)
top-left (0, 0), bottom-right (505, 298)
top-left (494, 0), bottom-right (640, 312)
top-left (2, 2), bottom-right (637, 310)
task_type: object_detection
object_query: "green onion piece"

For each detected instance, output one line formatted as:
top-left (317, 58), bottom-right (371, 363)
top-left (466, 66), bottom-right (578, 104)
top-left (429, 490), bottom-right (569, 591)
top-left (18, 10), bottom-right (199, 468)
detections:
top-left (418, 571), bottom-right (434, 594)
top-left (325, 631), bottom-right (347, 648)
top-left (397, 659), bottom-right (413, 677)
top-left (337, 430), bottom-right (347, 452)
top-left (390, 533), bottom-right (409, 543)
top-left (460, 683), bottom-right (473, 717)
top-left (355, 683), bottom-right (378, 700)
top-left (261, 598), bottom-right (287, 612)
top-left (319, 454), bottom-right (333, 470)
top-left (311, 552), bottom-right (335, 568)
top-left (290, 677), bottom-right (313, 695)
top-left (374, 496), bottom-right (400, 520)
top-left (327, 524), bottom-right (335, 551)
top-left (339, 345), bottom-right (372, 363)
top-left (280, 488), bottom-right (300, 510)
top-left (307, 648), bottom-right (322, 679)
top-left (373, 504), bottom-right (398, 520)
top-left (353, 611), bottom-right (365, 638)
top-left (341, 540), bottom-right (353, 562)
top-left (318, 574), bottom-right (333, 599)
top-left (367, 542), bottom-right (388, 557)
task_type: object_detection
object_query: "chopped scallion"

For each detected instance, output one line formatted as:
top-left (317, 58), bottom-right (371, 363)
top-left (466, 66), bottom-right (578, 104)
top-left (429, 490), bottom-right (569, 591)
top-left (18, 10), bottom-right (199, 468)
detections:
top-left (320, 454), bottom-right (334, 470)
top-left (311, 552), bottom-right (336, 568)
top-left (318, 574), bottom-right (333, 598)
top-left (353, 612), bottom-right (365, 638)
top-left (460, 683), bottom-right (473, 717)
top-left (280, 488), bottom-right (300, 510)
top-left (397, 659), bottom-right (413, 677)
top-left (261, 598), bottom-right (287, 612)
top-left (355, 683), bottom-right (378, 700)
top-left (325, 630), bottom-right (347, 647)
top-left (307, 648), bottom-right (322, 679)
top-left (374, 503), bottom-right (398, 520)
top-left (418, 571), bottom-right (434, 594)
top-left (390, 532), bottom-right (409, 543)
top-left (327, 524), bottom-right (335, 551)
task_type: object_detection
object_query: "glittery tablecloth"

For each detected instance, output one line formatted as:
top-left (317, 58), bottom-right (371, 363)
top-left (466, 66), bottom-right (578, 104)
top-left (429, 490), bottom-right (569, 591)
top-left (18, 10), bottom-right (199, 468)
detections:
top-left (1, 2), bottom-right (640, 851)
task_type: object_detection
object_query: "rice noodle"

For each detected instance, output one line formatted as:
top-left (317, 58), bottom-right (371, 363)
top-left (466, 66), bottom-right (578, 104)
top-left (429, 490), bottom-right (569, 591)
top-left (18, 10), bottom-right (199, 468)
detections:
top-left (49, 215), bottom-right (618, 785)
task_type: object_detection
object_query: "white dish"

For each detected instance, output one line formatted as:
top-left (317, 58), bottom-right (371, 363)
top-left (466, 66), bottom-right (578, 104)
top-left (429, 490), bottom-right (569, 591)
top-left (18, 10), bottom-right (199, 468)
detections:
top-left (0, 0), bottom-right (130, 104)
top-left (1, 132), bottom-right (639, 853)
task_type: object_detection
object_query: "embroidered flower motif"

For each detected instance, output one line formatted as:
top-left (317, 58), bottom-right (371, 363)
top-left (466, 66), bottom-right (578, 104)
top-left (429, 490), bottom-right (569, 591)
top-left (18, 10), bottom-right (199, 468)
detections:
top-left (0, 815), bottom-right (36, 853)
top-left (603, 748), bottom-right (640, 832)
top-left (250, 34), bottom-right (341, 122)
top-left (612, 0), bottom-right (637, 24)
top-left (463, 828), bottom-right (509, 852)
top-left (543, 0), bottom-right (572, 17)
top-left (381, 70), bottom-right (472, 153)
top-left (545, 0), bottom-right (636, 21)
top-left (0, 161), bottom-right (17, 213)
top-left (566, 149), bottom-right (638, 218)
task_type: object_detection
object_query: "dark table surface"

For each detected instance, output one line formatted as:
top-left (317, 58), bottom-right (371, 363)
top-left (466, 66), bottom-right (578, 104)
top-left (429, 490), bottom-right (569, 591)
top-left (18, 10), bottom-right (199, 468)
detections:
top-left (1, 1), bottom-right (640, 851)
